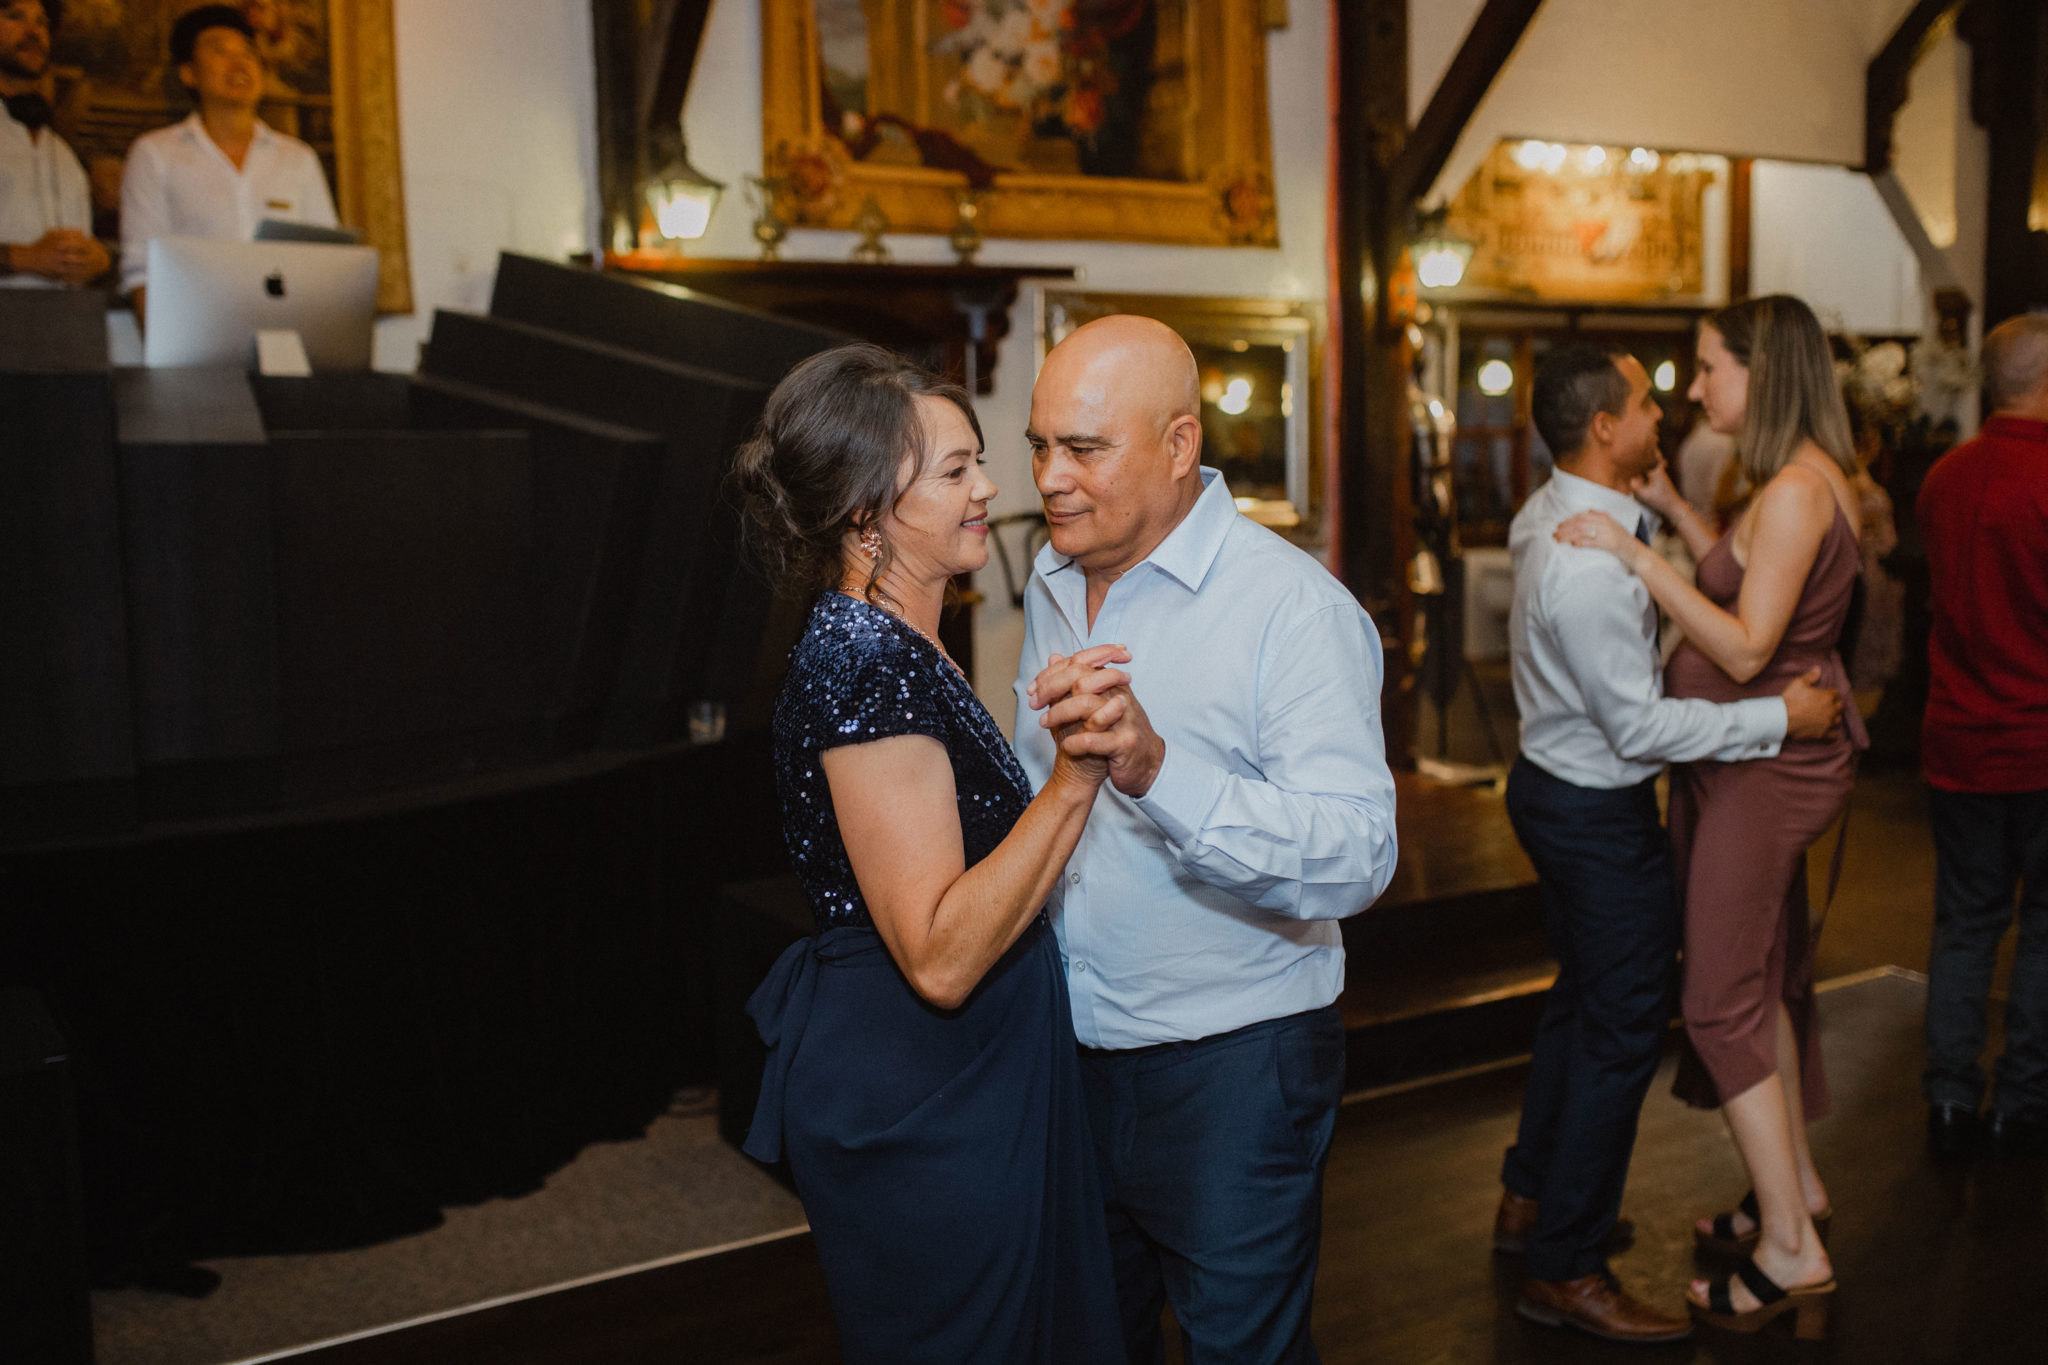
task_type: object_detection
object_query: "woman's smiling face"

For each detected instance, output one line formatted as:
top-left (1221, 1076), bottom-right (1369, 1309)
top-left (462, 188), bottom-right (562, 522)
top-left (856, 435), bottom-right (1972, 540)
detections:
top-left (875, 394), bottom-right (996, 582)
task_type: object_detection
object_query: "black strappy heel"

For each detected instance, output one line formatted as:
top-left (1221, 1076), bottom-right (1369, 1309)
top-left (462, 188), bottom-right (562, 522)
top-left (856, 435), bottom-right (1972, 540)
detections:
top-left (1689, 1257), bottom-right (1835, 1339)
top-left (1694, 1189), bottom-right (1832, 1256)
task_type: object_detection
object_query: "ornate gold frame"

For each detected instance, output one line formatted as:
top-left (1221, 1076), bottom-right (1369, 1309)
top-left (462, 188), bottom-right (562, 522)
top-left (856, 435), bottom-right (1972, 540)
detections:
top-left (1039, 288), bottom-right (1324, 540)
top-left (762, 0), bottom-right (1278, 247)
top-left (328, 0), bottom-right (412, 313)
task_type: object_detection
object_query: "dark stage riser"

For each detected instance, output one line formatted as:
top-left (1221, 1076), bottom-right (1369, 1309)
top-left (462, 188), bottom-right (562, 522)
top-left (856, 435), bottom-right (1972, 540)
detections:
top-left (404, 374), bottom-right (667, 746)
top-left (0, 291), bottom-right (136, 842)
top-left (418, 310), bottom-right (783, 745)
top-left (489, 252), bottom-right (841, 385)
top-left (0, 990), bottom-right (93, 1365)
top-left (118, 366), bottom-right (544, 817)
top-left (0, 267), bottom-right (854, 1290)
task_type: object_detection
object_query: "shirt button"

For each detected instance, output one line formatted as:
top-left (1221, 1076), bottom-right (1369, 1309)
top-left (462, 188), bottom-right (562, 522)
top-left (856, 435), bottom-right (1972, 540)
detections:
top-left (1073, 960), bottom-right (1087, 973)
top-left (1069, 871), bottom-right (1081, 885)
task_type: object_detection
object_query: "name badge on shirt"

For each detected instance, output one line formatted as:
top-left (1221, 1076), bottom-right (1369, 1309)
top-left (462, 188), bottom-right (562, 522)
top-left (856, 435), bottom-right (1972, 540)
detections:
top-left (266, 198), bottom-right (294, 212)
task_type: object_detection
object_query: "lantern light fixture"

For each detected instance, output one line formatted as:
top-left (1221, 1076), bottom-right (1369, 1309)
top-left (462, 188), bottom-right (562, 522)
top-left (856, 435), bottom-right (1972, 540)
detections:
top-left (1412, 207), bottom-right (1475, 291)
top-left (645, 134), bottom-right (725, 243)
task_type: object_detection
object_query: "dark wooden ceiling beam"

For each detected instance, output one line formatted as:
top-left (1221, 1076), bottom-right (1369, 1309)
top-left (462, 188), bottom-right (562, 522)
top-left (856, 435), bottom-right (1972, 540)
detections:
top-left (642, 0), bottom-right (717, 135)
top-left (1386, 0), bottom-right (1544, 211)
top-left (1865, 0), bottom-right (1965, 174)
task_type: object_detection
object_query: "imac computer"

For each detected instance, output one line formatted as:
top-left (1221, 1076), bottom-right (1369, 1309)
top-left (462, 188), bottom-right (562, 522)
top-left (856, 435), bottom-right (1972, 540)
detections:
top-left (143, 236), bottom-right (380, 371)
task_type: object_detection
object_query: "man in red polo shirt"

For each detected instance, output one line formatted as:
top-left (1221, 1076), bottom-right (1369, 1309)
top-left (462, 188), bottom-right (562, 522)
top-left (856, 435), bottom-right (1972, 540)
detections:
top-left (1919, 313), bottom-right (2048, 1159)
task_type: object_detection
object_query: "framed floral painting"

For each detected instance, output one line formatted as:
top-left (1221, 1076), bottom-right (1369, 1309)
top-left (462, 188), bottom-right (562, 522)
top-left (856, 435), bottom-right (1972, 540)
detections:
top-left (48, 0), bottom-right (410, 311)
top-left (763, 0), bottom-right (1279, 247)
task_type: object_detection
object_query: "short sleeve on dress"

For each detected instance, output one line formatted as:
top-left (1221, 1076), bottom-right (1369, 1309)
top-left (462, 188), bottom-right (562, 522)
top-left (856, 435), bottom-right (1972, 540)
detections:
top-left (791, 600), bottom-right (955, 757)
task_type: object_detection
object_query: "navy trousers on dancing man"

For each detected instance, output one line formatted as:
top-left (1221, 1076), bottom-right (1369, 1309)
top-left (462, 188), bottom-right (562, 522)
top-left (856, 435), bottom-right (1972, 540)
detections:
top-left (1077, 1003), bottom-right (1345, 1365)
top-left (1501, 758), bottom-right (1679, 1283)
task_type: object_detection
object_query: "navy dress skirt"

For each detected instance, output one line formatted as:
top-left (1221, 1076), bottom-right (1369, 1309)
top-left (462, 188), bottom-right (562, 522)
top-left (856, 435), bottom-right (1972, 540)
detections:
top-left (743, 592), bottom-right (1122, 1364)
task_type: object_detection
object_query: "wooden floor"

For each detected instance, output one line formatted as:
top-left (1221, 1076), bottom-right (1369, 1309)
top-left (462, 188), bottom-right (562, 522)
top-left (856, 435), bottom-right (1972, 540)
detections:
top-left (275, 970), bottom-right (2048, 1365)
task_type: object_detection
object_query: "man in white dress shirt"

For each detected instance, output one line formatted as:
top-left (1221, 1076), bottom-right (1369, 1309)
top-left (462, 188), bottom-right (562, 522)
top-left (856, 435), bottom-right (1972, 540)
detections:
top-left (118, 4), bottom-right (337, 322)
top-left (1498, 344), bottom-right (1841, 1343)
top-left (0, 0), bottom-right (109, 288)
top-left (1016, 316), bottom-right (1398, 1364)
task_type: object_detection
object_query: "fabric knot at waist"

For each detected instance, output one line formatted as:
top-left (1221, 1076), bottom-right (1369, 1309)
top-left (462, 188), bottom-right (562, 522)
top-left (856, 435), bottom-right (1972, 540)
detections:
top-left (741, 925), bottom-right (884, 1162)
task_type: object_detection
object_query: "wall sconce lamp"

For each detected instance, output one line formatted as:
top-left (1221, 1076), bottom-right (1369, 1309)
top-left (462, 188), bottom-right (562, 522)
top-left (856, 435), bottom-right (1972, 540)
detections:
top-left (1412, 208), bottom-right (1474, 291)
top-left (644, 130), bottom-right (725, 244)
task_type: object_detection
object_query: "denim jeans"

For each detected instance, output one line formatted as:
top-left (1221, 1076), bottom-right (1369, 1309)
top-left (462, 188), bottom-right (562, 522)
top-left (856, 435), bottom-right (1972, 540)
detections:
top-left (1923, 786), bottom-right (2048, 1120)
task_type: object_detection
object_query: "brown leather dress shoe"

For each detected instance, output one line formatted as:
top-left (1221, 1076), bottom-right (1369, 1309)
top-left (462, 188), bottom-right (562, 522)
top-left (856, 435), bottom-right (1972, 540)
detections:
top-left (1517, 1272), bottom-right (1692, 1343)
top-left (1492, 1188), bottom-right (1635, 1254)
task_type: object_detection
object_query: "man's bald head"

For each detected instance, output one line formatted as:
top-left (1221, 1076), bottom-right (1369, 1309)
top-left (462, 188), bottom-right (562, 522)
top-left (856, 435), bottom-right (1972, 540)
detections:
top-left (1029, 315), bottom-right (1208, 580)
top-left (1985, 314), bottom-right (2048, 418)
top-left (1039, 314), bottom-right (1201, 428)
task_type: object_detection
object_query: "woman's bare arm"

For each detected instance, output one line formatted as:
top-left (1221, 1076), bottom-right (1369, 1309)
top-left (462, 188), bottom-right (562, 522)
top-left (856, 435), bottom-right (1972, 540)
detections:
top-left (1631, 460), bottom-right (1720, 561)
top-left (1558, 463), bottom-right (1837, 683)
top-left (822, 696), bottom-right (1119, 1010)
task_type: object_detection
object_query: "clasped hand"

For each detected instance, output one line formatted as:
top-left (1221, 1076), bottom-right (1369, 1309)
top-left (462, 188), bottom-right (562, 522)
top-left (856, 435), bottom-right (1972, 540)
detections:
top-left (1026, 643), bottom-right (1166, 798)
top-left (14, 229), bottom-right (108, 287)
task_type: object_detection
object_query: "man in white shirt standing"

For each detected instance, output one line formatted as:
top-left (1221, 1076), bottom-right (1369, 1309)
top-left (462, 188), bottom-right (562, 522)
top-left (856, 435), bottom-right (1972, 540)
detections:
top-left (0, 0), bottom-right (109, 288)
top-left (1499, 344), bottom-right (1841, 1342)
top-left (118, 4), bottom-right (337, 323)
top-left (1016, 315), bottom-right (1398, 1364)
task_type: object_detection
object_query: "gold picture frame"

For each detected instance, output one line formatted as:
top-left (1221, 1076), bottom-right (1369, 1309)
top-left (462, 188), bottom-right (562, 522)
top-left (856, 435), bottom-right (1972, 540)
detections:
top-left (1040, 289), bottom-right (1323, 539)
top-left (763, 0), bottom-right (1278, 247)
top-left (328, 0), bottom-right (412, 313)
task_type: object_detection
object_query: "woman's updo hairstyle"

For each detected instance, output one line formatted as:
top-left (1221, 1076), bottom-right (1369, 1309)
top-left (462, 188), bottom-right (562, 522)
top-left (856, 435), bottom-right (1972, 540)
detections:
top-left (1703, 294), bottom-right (1858, 486)
top-left (732, 342), bottom-right (982, 608)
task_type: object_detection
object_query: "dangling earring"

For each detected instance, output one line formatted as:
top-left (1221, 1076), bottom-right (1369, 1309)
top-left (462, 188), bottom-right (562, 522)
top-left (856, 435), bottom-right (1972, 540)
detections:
top-left (859, 526), bottom-right (884, 560)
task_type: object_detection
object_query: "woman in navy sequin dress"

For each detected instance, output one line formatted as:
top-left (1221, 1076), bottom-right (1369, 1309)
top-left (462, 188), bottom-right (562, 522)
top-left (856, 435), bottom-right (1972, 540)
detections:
top-left (732, 344), bottom-right (1125, 1364)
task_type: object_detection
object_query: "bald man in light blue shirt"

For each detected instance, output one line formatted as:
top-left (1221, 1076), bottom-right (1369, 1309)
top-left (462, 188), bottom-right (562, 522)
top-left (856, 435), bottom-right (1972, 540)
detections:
top-left (1016, 315), bottom-right (1397, 1364)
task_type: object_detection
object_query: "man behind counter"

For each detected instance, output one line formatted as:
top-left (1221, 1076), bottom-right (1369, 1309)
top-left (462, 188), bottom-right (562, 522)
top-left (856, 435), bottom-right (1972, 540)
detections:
top-left (0, 0), bottom-right (111, 288)
top-left (120, 3), bottom-right (337, 325)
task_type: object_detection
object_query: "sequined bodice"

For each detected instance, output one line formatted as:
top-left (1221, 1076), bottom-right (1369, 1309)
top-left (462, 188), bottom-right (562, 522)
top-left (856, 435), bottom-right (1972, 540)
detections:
top-left (773, 592), bottom-right (1034, 930)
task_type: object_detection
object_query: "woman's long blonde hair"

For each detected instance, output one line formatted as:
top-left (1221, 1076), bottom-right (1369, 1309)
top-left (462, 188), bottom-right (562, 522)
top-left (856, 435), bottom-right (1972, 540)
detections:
top-left (1704, 295), bottom-right (1858, 485)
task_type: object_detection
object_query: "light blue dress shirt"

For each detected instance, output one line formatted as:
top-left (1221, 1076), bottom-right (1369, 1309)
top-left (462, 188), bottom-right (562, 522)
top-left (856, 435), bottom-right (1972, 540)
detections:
top-left (1013, 469), bottom-right (1399, 1049)
top-left (1509, 469), bottom-right (1785, 790)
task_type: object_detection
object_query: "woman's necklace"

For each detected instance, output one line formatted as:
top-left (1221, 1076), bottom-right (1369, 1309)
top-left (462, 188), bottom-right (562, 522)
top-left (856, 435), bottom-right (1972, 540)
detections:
top-left (839, 588), bottom-right (966, 681)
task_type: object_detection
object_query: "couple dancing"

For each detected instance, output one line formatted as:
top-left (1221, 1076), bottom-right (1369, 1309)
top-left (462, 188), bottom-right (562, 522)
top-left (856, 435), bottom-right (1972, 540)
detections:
top-left (733, 316), bottom-right (1398, 1363)
top-left (1500, 295), bottom-right (1868, 1343)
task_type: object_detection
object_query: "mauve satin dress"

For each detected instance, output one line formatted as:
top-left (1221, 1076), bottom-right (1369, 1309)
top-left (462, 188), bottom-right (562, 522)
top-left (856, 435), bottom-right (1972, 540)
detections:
top-left (1664, 500), bottom-right (1868, 1117)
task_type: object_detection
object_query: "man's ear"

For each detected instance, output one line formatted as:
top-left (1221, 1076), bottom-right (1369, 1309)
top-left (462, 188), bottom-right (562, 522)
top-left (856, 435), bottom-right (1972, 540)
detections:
top-left (1586, 407), bottom-right (1618, 449)
top-left (1166, 412), bottom-right (1203, 477)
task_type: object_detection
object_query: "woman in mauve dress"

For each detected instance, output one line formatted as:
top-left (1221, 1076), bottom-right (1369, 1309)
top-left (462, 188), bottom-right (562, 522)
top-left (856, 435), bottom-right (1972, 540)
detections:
top-left (1557, 295), bottom-right (1865, 1340)
top-left (729, 344), bottom-right (1125, 1364)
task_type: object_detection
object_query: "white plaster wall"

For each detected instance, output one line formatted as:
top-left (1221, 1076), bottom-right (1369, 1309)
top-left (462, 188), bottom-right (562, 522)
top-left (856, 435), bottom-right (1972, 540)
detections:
top-left (1750, 160), bottom-right (1923, 335)
top-left (1894, 28), bottom-right (1988, 314)
top-left (684, 0), bottom-right (1331, 725)
top-left (1410, 0), bottom-right (1485, 127)
top-left (1894, 27), bottom-right (1960, 249)
top-left (1424, 0), bottom-right (1919, 206)
top-left (371, 0), bottom-right (599, 371)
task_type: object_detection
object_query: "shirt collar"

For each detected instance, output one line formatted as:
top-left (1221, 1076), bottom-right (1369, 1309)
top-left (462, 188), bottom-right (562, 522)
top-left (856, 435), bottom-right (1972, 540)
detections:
top-left (1033, 466), bottom-right (1237, 593)
top-left (1545, 467), bottom-right (1647, 530)
top-left (178, 111), bottom-right (278, 152)
top-left (1983, 414), bottom-right (2048, 443)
